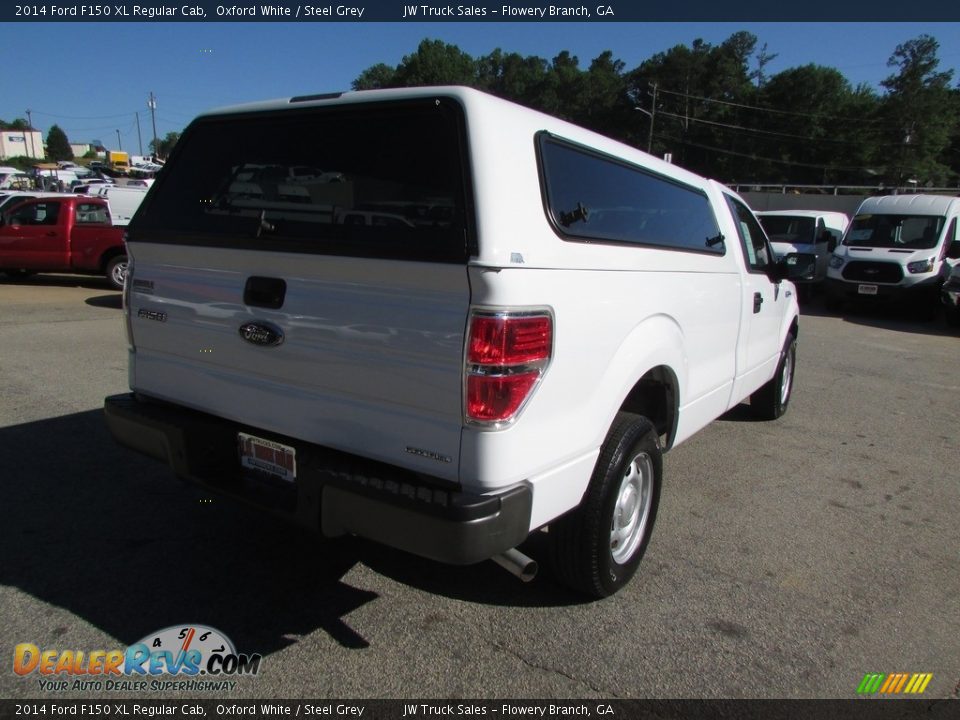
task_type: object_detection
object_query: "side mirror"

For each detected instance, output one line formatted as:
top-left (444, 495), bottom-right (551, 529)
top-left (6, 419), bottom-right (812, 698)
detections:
top-left (947, 241), bottom-right (960, 260)
top-left (779, 253), bottom-right (818, 282)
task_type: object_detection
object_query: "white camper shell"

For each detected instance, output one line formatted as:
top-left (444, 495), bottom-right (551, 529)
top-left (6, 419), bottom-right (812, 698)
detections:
top-left (103, 87), bottom-right (802, 598)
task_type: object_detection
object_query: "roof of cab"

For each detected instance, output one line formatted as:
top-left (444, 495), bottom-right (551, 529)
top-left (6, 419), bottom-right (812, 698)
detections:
top-left (856, 194), bottom-right (960, 216)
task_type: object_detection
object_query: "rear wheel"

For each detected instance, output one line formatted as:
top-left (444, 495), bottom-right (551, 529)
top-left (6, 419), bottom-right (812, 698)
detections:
top-left (750, 334), bottom-right (796, 420)
top-left (105, 255), bottom-right (128, 290)
top-left (549, 412), bottom-right (662, 598)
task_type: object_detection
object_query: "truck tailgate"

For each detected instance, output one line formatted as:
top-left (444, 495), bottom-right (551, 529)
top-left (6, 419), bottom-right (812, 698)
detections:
top-left (127, 243), bottom-right (469, 482)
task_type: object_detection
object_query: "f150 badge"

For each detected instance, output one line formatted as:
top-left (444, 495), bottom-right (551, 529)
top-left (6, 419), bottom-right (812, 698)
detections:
top-left (239, 321), bottom-right (284, 347)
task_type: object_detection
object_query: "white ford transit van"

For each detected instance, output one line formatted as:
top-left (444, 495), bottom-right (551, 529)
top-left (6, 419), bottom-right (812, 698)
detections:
top-left (826, 194), bottom-right (960, 315)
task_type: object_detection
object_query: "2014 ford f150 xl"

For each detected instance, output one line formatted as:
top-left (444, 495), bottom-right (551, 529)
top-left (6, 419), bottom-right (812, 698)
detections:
top-left (104, 87), bottom-right (802, 597)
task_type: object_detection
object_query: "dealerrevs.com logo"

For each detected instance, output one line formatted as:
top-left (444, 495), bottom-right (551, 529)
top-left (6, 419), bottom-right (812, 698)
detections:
top-left (13, 624), bottom-right (261, 692)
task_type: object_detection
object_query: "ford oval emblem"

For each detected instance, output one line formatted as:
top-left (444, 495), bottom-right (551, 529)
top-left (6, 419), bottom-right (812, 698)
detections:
top-left (239, 321), bottom-right (284, 347)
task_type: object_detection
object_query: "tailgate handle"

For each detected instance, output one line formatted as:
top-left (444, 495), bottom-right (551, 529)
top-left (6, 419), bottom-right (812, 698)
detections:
top-left (244, 276), bottom-right (287, 309)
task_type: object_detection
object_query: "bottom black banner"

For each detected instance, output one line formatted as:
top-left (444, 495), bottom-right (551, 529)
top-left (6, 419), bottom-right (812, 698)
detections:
top-left (0, 700), bottom-right (955, 720)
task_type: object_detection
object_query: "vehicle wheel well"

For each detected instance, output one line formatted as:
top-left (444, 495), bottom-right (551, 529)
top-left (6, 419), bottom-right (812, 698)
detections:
top-left (100, 247), bottom-right (125, 271)
top-left (619, 366), bottom-right (678, 450)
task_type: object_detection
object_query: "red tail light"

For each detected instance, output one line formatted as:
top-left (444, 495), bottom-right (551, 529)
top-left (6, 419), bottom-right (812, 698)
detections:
top-left (465, 310), bottom-right (552, 425)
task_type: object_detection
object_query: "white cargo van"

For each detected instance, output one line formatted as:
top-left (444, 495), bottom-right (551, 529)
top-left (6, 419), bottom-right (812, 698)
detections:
top-left (826, 195), bottom-right (960, 315)
top-left (104, 87), bottom-right (802, 597)
top-left (757, 210), bottom-right (848, 285)
top-left (91, 185), bottom-right (148, 225)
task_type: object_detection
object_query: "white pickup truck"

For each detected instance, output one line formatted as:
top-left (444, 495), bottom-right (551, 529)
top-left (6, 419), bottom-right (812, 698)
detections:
top-left (104, 87), bottom-right (802, 598)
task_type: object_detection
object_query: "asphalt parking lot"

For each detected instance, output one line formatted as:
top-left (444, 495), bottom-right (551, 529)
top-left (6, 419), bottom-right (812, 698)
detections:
top-left (1, 275), bottom-right (958, 701)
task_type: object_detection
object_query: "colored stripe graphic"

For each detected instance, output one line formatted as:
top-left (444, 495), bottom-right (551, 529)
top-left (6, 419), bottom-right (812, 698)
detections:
top-left (857, 672), bottom-right (932, 694)
top-left (857, 674), bottom-right (885, 694)
top-left (905, 673), bottom-right (933, 694)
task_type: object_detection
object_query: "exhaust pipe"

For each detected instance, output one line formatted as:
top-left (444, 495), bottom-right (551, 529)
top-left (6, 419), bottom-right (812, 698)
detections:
top-left (492, 548), bottom-right (538, 582)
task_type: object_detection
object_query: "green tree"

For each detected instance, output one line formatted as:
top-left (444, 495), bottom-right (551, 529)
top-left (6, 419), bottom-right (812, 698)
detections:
top-left (45, 125), bottom-right (73, 162)
top-left (394, 39), bottom-right (477, 86)
top-left (0, 118), bottom-right (31, 131)
top-left (149, 131), bottom-right (180, 158)
top-left (352, 63), bottom-right (397, 90)
top-left (476, 49), bottom-right (550, 105)
top-left (879, 34), bottom-right (957, 186)
top-left (756, 65), bottom-right (880, 184)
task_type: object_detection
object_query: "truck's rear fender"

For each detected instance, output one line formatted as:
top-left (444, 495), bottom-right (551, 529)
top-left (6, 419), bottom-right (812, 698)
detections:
top-left (594, 314), bottom-right (687, 453)
top-left (529, 317), bottom-right (687, 531)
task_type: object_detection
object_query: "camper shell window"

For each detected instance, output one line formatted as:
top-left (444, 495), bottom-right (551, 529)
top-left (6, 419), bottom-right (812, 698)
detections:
top-left (129, 99), bottom-right (474, 263)
top-left (537, 133), bottom-right (724, 255)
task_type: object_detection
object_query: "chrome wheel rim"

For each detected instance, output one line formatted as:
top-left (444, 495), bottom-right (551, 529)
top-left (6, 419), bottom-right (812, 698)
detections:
top-left (112, 261), bottom-right (128, 287)
top-left (610, 451), bottom-right (654, 564)
top-left (780, 348), bottom-right (793, 406)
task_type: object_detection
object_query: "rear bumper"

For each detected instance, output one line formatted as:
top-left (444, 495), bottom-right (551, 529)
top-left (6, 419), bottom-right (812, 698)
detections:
top-left (103, 393), bottom-right (532, 565)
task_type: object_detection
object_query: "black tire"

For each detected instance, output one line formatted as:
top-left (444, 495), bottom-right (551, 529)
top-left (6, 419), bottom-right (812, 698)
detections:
top-left (105, 255), bottom-right (128, 290)
top-left (912, 290), bottom-right (940, 322)
top-left (549, 412), bottom-right (662, 598)
top-left (2, 269), bottom-right (35, 280)
top-left (947, 307), bottom-right (960, 328)
top-left (750, 334), bottom-right (796, 420)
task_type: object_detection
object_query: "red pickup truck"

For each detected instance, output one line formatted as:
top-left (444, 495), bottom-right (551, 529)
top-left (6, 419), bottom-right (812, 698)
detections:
top-left (0, 195), bottom-right (127, 289)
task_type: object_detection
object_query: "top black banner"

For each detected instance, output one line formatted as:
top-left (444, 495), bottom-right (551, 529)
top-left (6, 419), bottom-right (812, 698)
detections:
top-left (4, 0), bottom-right (960, 22)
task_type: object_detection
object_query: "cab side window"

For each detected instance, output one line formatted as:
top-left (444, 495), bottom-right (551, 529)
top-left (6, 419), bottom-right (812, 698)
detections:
top-left (10, 201), bottom-right (61, 226)
top-left (75, 203), bottom-right (110, 224)
top-left (726, 196), bottom-right (772, 272)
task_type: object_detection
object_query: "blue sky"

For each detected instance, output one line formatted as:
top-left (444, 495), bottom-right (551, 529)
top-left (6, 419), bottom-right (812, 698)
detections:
top-left (2, 22), bottom-right (959, 153)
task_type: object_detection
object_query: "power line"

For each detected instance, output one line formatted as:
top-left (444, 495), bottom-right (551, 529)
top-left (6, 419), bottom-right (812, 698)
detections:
top-left (655, 109), bottom-right (895, 146)
top-left (654, 86), bottom-right (889, 125)
top-left (30, 109), bottom-right (140, 120)
top-left (654, 132), bottom-right (879, 172)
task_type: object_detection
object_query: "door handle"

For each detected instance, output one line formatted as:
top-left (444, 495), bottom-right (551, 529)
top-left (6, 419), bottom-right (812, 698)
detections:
top-left (753, 292), bottom-right (763, 313)
top-left (46, 231), bottom-right (57, 237)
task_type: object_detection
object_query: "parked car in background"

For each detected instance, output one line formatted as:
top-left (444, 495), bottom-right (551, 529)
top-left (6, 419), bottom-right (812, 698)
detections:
top-left (826, 195), bottom-right (960, 317)
top-left (757, 210), bottom-right (848, 290)
top-left (0, 194), bottom-right (127, 288)
top-left (89, 184), bottom-right (148, 225)
top-left (0, 191), bottom-right (77, 213)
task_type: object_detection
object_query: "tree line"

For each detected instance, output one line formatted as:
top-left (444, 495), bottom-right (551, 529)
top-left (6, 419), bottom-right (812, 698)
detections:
top-left (353, 32), bottom-right (960, 188)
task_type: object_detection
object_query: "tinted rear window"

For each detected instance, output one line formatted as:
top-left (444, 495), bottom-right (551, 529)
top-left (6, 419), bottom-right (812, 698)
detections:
top-left (538, 134), bottom-right (724, 255)
top-left (131, 99), bottom-right (472, 263)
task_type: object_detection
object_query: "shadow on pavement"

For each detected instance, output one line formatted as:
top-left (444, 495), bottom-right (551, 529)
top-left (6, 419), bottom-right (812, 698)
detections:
top-left (1, 409), bottom-right (589, 656)
top-left (0, 410), bottom-right (375, 654)
top-left (0, 273), bottom-right (116, 292)
top-left (85, 294), bottom-right (122, 309)
top-left (799, 292), bottom-right (956, 338)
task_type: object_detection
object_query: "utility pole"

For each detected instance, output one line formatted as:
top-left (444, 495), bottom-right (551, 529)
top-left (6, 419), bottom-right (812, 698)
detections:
top-left (148, 92), bottom-right (159, 159)
top-left (135, 112), bottom-right (143, 155)
top-left (634, 82), bottom-right (658, 154)
top-left (25, 109), bottom-right (37, 159)
top-left (116, 129), bottom-right (122, 151)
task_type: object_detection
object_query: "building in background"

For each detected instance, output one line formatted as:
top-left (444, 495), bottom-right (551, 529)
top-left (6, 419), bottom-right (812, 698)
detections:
top-left (0, 129), bottom-right (45, 160)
